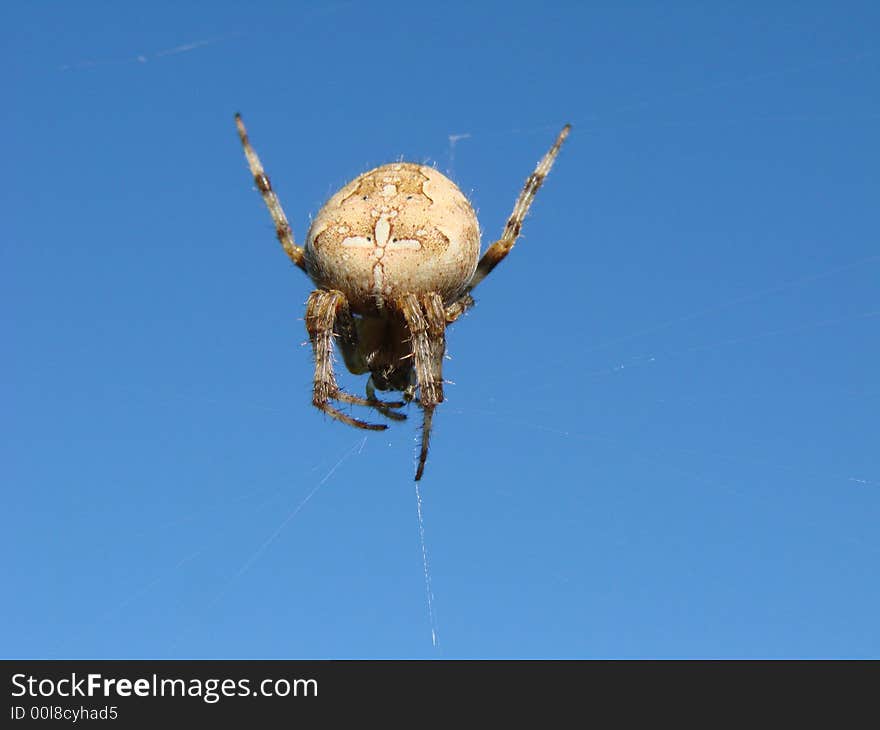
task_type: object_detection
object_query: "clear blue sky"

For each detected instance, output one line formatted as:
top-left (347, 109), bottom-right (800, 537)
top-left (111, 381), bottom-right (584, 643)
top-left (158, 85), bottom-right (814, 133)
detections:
top-left (3, 1), bottom-right (878, 658)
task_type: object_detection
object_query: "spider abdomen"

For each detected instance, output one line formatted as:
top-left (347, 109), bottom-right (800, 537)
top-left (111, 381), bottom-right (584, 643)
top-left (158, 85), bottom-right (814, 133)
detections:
top-left (304, 162), bottom-right (480, 314)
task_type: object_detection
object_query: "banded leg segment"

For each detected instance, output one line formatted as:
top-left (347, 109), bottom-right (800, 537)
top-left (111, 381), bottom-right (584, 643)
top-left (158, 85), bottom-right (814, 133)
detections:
top-left (444, 293), bottom-right (474, 325)
top-left (235, 113), bottom-right (307, 272)
top-left (400, 293), bottom-right (447, 480)
top-left (306, 290), bottom-right (393, 431)
top-left (465, 124), bottom-right (570, 295)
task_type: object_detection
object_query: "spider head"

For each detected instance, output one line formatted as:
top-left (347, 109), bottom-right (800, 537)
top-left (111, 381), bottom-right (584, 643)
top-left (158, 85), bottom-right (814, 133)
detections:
top-left (371, 364), bottom-right (416, 399)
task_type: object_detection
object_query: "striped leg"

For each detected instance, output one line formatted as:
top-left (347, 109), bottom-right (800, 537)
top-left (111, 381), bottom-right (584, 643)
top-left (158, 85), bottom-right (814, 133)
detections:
top-left (400, 293), bottom-right (447, 480)
top-left (465, 124), bottom-right (570, 295)
top-left (235, 113), bottom-right (307, 272)
top-left (306, 290), bottom-right (401, 431)
top-left (444, 293), bottom-right (474, 324)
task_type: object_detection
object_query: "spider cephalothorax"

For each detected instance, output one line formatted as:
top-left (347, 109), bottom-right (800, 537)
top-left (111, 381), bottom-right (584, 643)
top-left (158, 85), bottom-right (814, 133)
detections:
top-left (236, 114), bottom-right (569, 479)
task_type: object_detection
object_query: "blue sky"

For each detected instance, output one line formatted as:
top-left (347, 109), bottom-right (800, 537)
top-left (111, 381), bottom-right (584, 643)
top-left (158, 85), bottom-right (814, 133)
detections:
top-left (3, 1), bottom-right (878, 658)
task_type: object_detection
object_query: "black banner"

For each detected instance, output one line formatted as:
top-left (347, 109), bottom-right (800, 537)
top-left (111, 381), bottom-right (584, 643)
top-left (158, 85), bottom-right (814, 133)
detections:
top-left (2, 660), bottom-right (873, 724)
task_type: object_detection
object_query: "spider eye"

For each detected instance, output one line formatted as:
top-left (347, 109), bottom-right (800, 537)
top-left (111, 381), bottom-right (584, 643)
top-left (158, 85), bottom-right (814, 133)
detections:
top-left (406, 195), bottom-right (413, 200)
top-left (362, 195), bottom-right (369, 200)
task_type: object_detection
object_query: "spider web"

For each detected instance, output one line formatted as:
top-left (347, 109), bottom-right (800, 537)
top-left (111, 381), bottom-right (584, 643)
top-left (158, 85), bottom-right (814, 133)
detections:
top-left (34, 36), bottom-right (879, 658)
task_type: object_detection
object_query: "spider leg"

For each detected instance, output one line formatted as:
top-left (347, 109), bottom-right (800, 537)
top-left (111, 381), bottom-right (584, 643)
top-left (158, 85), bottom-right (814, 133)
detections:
top-left (399, 293), bottom-right (447, 480)
top-left (444, 293), bottom-right (474, 325)
top-left (306, 290), bottom-right (389, 431)
top-left (464, 124), bottom-right (570, 296)
top-left (235, 113), bottom-right (307, 272)
top-left (366, 377), bottom-right (407, 422)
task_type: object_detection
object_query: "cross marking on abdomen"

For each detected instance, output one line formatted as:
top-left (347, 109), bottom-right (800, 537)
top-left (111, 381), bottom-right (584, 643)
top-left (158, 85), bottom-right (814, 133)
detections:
top-left (341, 212), bottom-right (422, 302)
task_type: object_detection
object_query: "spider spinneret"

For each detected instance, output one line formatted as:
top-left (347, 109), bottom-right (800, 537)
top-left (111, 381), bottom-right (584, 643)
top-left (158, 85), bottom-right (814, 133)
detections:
top-left (236, 113), bottom-right (569, 480)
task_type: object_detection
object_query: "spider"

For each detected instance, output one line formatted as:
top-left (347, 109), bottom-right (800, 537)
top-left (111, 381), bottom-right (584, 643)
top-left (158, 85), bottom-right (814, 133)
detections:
top-left (235, 114), bottom-right (570, 480)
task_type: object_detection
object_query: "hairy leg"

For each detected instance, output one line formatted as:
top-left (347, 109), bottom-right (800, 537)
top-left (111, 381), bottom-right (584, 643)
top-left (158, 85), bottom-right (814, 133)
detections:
top-left (235, 113), bottom-right (307, 272)
top-left (399, 293), bottom-right (447, 480)
top-left (444, 293), bottom-right (474, 325)
top-left (464, 124), bottom-right (570, 298)
top-left (306, 290), bottom-right (397, 430)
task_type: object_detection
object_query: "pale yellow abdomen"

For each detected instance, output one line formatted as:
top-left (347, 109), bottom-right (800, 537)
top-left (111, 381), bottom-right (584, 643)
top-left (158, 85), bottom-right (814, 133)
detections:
top-left (305, 162), bottom-right (480, 313)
